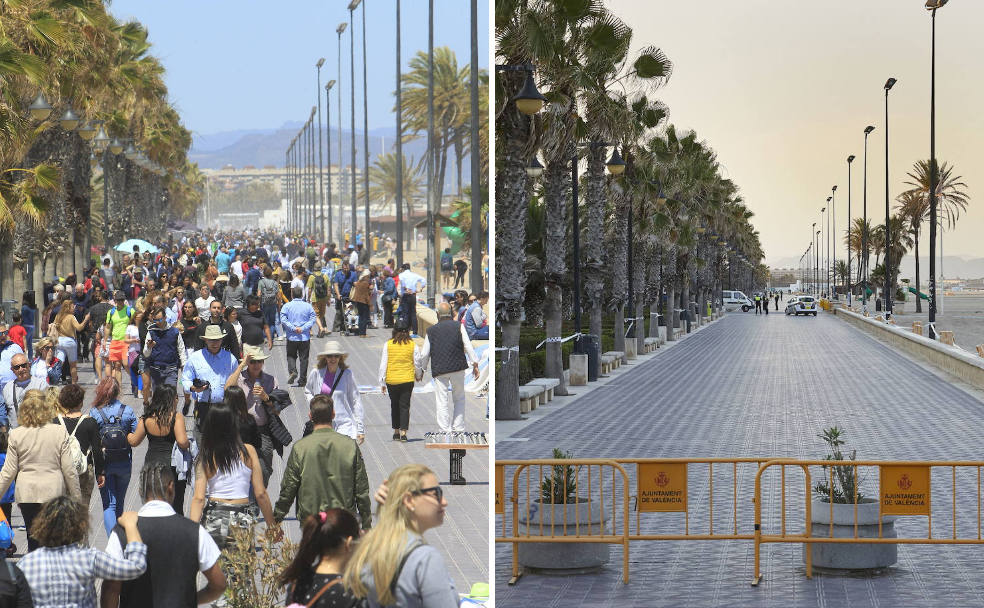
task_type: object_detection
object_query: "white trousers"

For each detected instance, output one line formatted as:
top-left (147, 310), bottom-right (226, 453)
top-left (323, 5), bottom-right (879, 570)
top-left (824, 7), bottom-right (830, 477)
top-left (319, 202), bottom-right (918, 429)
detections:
top-left (432, 372), bottom-right (466, 432)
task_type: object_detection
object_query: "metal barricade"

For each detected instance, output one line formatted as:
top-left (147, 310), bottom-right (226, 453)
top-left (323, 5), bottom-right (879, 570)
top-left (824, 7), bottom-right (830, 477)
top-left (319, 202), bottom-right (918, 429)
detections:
top-left (495, 457), bottom-right (773, 585)
top-left (495, 459), bottom-right (630, 584)
top-left (752, 459), bottom-right (984, 585)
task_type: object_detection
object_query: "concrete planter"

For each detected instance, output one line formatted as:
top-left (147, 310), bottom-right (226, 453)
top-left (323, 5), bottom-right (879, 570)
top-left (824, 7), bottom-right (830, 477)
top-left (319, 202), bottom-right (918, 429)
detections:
top-left (803, 498), bottom-right (897, 570)
top-left (517, 499), bottom-right (610, 571)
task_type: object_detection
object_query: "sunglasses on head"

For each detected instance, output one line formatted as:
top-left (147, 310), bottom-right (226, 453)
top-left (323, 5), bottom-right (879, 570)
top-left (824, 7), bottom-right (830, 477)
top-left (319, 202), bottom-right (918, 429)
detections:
top-left (412, 486), bottom-right (443, 502)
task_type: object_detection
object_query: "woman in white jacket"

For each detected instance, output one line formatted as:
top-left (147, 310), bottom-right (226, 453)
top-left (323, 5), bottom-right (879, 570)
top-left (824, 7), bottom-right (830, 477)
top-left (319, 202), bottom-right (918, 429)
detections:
top-left (305, 341), bottom-right (365, 444)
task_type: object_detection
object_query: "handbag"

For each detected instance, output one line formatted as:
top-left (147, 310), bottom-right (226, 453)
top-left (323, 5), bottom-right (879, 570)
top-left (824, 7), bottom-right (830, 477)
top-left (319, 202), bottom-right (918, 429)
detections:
top-left (286, 577), bottom-right (341, 608)
top-left (0, 504), bottom-right (13, 550)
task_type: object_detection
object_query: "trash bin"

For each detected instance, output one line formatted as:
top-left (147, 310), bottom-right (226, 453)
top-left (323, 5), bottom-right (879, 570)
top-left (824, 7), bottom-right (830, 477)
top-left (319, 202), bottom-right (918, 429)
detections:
top-left (875, 298), bottom-right (882, 312)
top-left (575, 334), bottom-right (601, 382)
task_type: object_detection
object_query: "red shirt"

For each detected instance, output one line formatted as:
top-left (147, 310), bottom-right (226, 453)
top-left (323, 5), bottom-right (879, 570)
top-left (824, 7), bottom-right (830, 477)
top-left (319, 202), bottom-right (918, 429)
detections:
top-left (8, 325), bottom-right (25, 350)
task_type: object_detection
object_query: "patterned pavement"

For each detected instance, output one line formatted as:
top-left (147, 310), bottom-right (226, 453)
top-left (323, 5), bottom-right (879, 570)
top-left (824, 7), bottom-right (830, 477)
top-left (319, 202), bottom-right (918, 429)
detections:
top-left (10, 320), bottom-right (489, 595)
top-left (495, 310), bottom-right (984, 607)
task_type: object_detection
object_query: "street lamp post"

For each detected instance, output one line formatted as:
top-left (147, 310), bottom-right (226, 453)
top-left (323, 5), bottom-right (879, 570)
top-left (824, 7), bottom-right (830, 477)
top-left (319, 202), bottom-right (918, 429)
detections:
top-left (812, 222), bottom-right (817, 296)
top-left (847, 155), bottom-right (855, 306)
top-left (348, 2), bottom-right (358, 246)
top-left (884, 77), bottom-right (897, 319)
top-left (352, 0), bottom-right (371, 254)
top-left (814, 226), bottom-right (820, 297)
top-left (395, 0), bottom-right (404, 267)
top-left (820, 206), bottom-right (826, 296)
top-left (927, 0), bottom-right (948, 339)
top-left (316, 58), bottom-right (326, 243)
top-left (426, 0), bottom-right (435, 306)
top-left (325, 80), bottom-right (335, 246)
top-left (863, 125), bottom-right (875, 312)
top-left (336, 22), bottom-right (347, 244)
top-left (469, 0), bottom-right (482, 294)
top-left (831, 185), bottom-right (837, 298)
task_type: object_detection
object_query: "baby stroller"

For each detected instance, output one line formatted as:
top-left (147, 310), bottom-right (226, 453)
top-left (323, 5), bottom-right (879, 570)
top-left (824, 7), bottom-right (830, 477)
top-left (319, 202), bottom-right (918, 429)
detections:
top-left (344, 301), bottom-right (360, 333)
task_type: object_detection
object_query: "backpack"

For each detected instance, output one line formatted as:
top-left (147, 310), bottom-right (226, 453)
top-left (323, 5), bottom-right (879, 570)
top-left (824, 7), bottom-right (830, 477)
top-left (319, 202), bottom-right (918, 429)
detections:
top-left (93, 404), bottom-right (130, 462)
top-left (106, 305), bottom-right (133, 328)
top-left (441, 253), bottom-right (453, 271)
top-left (313, 274), bottom-right (328, 299)
top-left (57, 414), bottom-right (89, 475)
top-left (259, 278), bottom-right (279, 306)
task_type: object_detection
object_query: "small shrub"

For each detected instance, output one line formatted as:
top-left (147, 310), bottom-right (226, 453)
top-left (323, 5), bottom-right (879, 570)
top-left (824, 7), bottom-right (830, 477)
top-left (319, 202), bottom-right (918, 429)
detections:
top-left (540, 448), bottom-right (579, 504)
top-left (222, 525), bottom-right (296, 608)
top-left (814, 426), bottom-right (865, 504)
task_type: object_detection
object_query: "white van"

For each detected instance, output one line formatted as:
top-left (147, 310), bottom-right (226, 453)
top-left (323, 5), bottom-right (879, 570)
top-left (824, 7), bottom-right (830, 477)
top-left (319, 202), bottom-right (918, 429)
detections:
top-left (722, 290), bottom-right (753, 312)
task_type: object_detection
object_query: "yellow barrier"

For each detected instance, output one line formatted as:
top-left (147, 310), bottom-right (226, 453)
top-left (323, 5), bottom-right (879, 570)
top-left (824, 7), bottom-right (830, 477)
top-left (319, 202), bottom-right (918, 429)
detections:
top-left (495, 457), bottom-right (773, 585)
top-left (752, 459), bottom-right (984, 585)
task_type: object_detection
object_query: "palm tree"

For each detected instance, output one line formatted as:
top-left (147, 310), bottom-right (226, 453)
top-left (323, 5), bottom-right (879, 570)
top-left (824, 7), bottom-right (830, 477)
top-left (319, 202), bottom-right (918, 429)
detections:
top-left (358, 151), bottom-right (424, 219)
top-left (835, 260), bottom-right (849, 293)
top-left (905, 160), bottom-right (969, 230)
top-left (896, 189), bottom-right (928, 312)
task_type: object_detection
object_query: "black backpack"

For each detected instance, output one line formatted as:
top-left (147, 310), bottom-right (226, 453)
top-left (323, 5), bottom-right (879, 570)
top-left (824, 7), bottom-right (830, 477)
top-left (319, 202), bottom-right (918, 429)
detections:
top-left (313, 274), bottom-right (328, 299)
top-left (94, 404), bottom-right (130, 462)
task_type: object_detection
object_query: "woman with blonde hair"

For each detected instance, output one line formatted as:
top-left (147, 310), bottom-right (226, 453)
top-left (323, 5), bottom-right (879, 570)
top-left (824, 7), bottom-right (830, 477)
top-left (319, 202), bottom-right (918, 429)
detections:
top-left (342, 464), bottom-right (457, 608)
top-left (0, 389), bottom-right (82, 551)
top-left (53, 295), bottom-right (90, 384)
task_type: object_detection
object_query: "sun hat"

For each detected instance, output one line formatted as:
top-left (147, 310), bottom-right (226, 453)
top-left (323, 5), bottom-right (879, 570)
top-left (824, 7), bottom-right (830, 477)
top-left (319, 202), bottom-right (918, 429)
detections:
top-left (242, 344), bottom-right (269, 361)
top-left (216, 274), bottom-right (229, 282)
top-left (316, 341), bottom-right (347, 358)
top-left (359, 269), bottom-right (370, 279)
top-left (202, 325), bottom-right (227, 340)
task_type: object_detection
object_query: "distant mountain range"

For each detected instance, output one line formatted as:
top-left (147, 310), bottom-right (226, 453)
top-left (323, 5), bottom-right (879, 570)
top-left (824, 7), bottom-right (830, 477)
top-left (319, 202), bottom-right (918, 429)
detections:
top-left (768, 255), bottom-right (984, 281)
top-left (190, 123), bottom-right (469, 183)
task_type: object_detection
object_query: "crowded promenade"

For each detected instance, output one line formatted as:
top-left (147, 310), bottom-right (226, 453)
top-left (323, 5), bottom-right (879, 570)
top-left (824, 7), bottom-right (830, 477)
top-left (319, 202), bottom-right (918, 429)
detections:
top-left (0, 230), bottom-right (489, 607)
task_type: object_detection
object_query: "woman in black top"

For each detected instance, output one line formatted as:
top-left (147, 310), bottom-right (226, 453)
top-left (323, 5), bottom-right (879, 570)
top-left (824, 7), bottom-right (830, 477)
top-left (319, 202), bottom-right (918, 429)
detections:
top-left (128, 385), bottom-right (191, 513)
top-left (280, 509), bottom-right (361, 608)
top-left (54, 383), bottom-right (105, 509)
top-left (223, 386), bottom-right (260, 455)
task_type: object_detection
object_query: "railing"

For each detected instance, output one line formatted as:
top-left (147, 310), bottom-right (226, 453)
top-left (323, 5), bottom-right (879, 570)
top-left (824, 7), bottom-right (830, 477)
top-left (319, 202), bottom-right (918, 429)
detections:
top-left (752, 459), bottom-right (984, 584)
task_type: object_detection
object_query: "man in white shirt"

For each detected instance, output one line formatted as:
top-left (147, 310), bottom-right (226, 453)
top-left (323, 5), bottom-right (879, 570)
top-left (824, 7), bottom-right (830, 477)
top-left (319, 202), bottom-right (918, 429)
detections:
top-left (195, 285), bottom-right (215, 322)
top-left (0, 326), bottom-right (26, 390)
top-left (415, 302), bottom-right (480, 433)
top-left (102, 462), bottom-right (226, 607)
top-left (348, 247), bottom-right (358, 268)
top-left (291, 268), bottom-right (309, 300)
top-left (1, 353), bottom-right (46, 430)
top-left (397, 264), bottom-right (426, 335)
top-left (230, 254), bottom-right (245, 280)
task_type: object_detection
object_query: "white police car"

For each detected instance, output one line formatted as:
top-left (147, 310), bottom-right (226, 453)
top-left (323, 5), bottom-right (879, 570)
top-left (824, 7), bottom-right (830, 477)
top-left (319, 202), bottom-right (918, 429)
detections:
top-left (785, 296), bottom-right (818, 316)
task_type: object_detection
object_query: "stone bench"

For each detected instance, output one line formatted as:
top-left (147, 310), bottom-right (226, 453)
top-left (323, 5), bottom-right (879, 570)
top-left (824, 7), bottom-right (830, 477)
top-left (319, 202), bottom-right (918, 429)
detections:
top-left (603, 351), bottom-right (625, 368)
top-left (518, 385), bottom-right (545, 414)
top-left (600, 354), bottom-right (616, 375)
top-left (526, 378), bottom-right (560, 402)
top-left (643, 337), bottom-right (659, 353)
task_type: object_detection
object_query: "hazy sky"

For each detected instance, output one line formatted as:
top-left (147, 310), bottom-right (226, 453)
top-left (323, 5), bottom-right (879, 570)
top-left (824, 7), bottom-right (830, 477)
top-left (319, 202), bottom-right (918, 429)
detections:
top-left (608, 0), bottom-right (983, 265)
top-left (108, 1), bottom-right (488, 136)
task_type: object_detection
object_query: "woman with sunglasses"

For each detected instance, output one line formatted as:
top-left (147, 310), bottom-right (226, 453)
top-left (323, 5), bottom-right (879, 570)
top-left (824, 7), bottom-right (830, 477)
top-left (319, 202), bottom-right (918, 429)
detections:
top-left (343, 464), bottom-right (457, 608)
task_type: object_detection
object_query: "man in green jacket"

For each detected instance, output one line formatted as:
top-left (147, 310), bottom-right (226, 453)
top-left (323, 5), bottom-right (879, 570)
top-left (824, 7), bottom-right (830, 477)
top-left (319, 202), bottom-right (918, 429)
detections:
top-left (273, 394), bottom-right (372, 528)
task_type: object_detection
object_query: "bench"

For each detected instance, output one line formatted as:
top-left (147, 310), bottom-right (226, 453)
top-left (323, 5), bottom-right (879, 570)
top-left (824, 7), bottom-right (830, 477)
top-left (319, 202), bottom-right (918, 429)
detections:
top-left (600, 354), bottom-right (616, 375)
top-left (643, 337), bottom-right (659, 353)
top-left (603, 351), bottom-right (625, 368)
top-left (518, 385), bottom-right (545, 413)
top-left (526, 378), bottom-right (560, 402)
top-left (425, 432), bottom-right (488, 485)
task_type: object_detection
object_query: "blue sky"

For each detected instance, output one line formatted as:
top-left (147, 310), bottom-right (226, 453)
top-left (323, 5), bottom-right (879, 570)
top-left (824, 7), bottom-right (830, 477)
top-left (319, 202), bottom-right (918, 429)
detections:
top-left (108, 0), bottom-right (489, 137)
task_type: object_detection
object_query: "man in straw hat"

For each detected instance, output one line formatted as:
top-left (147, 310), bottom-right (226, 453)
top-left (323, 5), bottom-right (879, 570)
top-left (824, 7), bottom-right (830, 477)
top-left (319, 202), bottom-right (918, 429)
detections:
top-left (415, 301), bottom-right (480, 433)
top-left (182, 324), bottom-right (239, 435)
top-left (224, 344), bottom-right (279, 484)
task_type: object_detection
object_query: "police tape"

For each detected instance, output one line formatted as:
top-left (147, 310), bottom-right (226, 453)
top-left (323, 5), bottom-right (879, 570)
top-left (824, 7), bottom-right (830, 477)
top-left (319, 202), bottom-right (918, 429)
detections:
top-left (534, 332), bottom-right (582, 350)
top-left (494, 346), bottom-right (519, 361)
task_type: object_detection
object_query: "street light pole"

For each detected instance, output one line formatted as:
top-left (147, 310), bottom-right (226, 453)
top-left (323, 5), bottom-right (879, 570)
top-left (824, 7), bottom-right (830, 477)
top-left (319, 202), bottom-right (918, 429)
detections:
top-left (927, 0), bottom-right (948, 339)
top-left (885, 77), bottom-right (897, 319)
top-left (469, 0), bottom-right (482, 294)
top-left (813, 222), bottom-right (818, 296)
top-left (395, 0), bottom-right (404, 267)
top-left (847, 155), bottom-right (855, 307)
top-left (336, 22), bottom-right (347, 245)
top-left (350, 0), bottom-right (371, 254)
top-left (326, 81), bottom-right (335, 246)
top-left (426, 0), bottom-right (436, 306)
top-left (863, 125), bottom-right (874, 313)
top-left (831, 185), bottom-right (837, 298)
top-left (349, 3), bottom-right (358, 246)
top-left (316, 59), bottom-right (326, 243)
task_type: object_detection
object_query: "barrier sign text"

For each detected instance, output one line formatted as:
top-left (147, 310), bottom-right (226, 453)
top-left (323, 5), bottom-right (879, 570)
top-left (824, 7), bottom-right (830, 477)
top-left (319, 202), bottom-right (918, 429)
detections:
top-left (880, 465), bottom-right (931, 516)
top-left (638, 463), bottom-right (687, 512)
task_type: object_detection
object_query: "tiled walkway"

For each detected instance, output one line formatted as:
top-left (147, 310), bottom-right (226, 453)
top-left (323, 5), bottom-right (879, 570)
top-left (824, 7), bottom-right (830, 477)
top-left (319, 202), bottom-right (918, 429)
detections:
top-left (496, 311), bottom-right (984, 607)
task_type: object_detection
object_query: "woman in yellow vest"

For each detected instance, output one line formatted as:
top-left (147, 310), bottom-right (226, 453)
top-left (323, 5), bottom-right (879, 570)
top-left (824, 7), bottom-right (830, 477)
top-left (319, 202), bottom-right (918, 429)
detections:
top-left (377, 319), bottom-right (419, 442)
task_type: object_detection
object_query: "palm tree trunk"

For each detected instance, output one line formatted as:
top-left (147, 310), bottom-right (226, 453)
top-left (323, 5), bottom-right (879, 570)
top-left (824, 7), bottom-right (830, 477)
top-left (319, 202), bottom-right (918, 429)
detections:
top-left (584, 146), bottom-right (606, 340)
top-left (493, 94), bottom-right (531, 420)
top-left (665, 286), bottom-right (676, 342)
top-left (542, 150), bottom-right (571, 396)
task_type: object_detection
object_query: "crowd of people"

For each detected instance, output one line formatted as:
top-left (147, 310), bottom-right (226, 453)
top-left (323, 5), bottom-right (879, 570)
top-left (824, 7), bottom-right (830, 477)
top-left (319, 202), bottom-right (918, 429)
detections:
top-left (0, 229), bottom-right (489, 607)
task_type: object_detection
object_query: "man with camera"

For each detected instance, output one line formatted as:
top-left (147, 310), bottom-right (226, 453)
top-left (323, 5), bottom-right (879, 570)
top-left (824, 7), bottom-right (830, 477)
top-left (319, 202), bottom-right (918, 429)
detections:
top-left (143, 307), bottom-right (186, 403)
top-left (181, 325), bottom-right (238, 438)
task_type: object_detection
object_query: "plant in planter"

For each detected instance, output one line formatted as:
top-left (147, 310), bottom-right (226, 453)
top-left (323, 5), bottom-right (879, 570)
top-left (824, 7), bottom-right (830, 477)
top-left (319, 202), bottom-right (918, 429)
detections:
top-left (517, 448), bottom-right (609, 571)
top-left (805, 426), bottom-right (897, 570)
